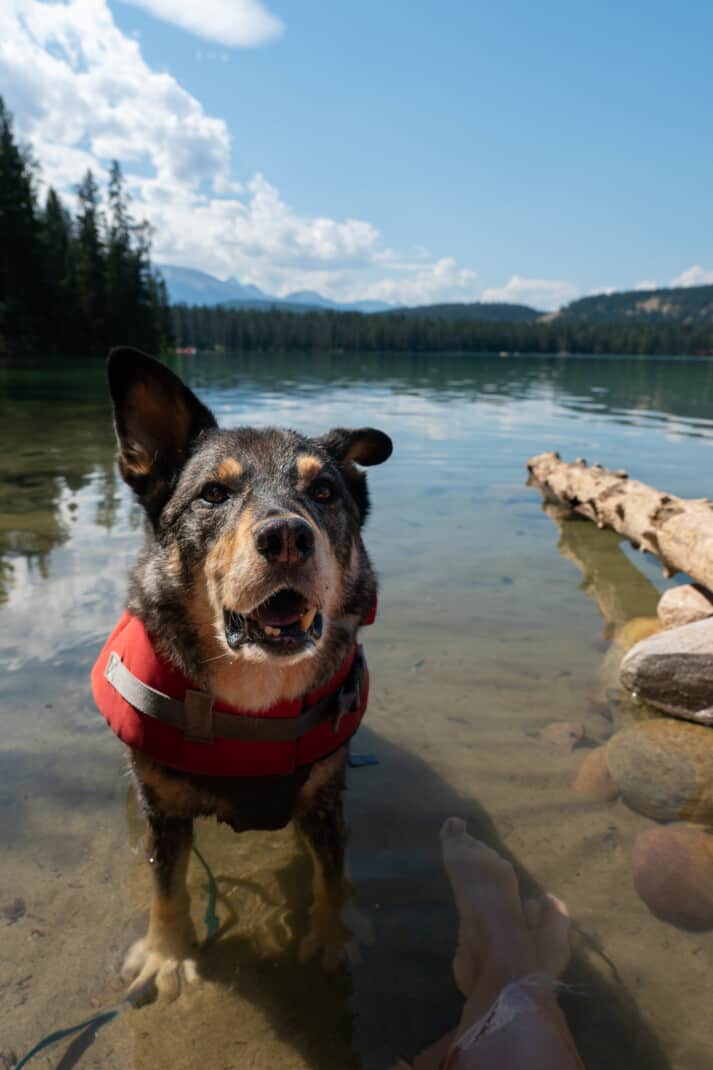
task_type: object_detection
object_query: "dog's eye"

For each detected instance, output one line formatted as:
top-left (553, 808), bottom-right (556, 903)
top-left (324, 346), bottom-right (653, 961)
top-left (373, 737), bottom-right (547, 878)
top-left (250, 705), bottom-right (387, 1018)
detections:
top-left (199, 481), bottom-right (229, 505)
top-left (310, 479), bottom-right (336, 503)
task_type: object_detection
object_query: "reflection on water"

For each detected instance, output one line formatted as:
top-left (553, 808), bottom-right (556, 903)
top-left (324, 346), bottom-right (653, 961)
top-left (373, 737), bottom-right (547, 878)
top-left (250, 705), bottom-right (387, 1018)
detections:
top-left (4, 353), bottom-right (713, 1069)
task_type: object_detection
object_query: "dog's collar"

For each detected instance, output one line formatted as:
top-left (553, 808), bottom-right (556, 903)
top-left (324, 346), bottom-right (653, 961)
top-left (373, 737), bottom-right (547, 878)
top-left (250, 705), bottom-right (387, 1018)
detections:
top-left (91, 604), bottom-right (375, 777)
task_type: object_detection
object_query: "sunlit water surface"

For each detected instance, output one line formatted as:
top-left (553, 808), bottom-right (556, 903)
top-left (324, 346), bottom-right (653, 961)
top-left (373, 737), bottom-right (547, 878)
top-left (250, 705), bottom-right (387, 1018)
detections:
top-left (4, 352), bottom-right (713, 1069)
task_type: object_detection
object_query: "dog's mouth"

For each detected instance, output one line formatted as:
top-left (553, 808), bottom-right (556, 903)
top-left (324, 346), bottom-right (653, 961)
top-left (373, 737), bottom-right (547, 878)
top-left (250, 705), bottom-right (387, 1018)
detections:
top-left (223, 587), bottom-right (323, 655)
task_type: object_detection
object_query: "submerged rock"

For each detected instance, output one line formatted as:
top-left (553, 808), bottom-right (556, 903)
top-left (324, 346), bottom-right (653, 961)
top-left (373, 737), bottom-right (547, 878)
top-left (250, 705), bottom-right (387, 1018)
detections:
top-left (620, 617), bottom-right (713, 725)
top-left (539, 721), bottom-right (585, 751)
top-left (631, 824), bottom-right (713, 931)
top-left (606, 718), bottom-right (713, 823)
top-left (573, 746), bottom-right (620, 802)
top-left (657, 584), bottom-right (713, 630)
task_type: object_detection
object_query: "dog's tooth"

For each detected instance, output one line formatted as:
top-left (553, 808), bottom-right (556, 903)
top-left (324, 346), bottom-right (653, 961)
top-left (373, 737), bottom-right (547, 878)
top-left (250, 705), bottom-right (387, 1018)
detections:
top-left (263, 625), bottom-right (281, 637)
top-left (299, 607), bottom-right (317, 631)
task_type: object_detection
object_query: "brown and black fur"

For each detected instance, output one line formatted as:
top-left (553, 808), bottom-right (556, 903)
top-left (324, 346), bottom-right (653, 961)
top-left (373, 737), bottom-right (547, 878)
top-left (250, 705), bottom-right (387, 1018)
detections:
top-left (107, 346), bottom-right (392, 995)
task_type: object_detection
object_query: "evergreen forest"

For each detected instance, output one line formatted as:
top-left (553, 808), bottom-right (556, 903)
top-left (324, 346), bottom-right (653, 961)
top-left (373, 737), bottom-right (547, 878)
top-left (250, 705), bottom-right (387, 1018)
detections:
top-left (172, 303), bottom-right (713, 357)
top-left (0, 96), bottom-right (172, 358)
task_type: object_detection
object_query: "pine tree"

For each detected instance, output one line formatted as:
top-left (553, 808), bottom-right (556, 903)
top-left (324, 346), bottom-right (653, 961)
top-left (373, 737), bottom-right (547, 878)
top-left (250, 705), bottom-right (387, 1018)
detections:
top-left (105, 159), bottom-right (133, 346)
top-left (0, 98), bottom-right (40, 353)
top-left (39, 187), bottom-right (78, 352)
top-left (149, 271), bottom-right (174, 352)
top-left (75, 169), bottom-right (106, 354)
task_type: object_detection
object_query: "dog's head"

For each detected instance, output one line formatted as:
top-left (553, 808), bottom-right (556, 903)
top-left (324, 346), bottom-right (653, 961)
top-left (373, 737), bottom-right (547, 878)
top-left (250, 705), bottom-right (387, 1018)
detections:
top-left (108, 347), bottom-right (391, 672)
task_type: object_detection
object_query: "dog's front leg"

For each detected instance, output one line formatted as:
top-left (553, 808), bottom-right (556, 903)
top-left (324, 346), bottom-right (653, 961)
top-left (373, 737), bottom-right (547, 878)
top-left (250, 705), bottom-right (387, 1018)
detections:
top-left (123, 814), bottom-right (199, 1000)
top-left (295, 760), bottom-right (372, 969)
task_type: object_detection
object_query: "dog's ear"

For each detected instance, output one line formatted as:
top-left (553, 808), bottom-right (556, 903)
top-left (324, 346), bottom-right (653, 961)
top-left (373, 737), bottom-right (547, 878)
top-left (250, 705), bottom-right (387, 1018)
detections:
top-left (317, 428), bottom-right (392, 522)
top-left (318, 428), bottom-right (393, 468)
top-left (107, 347), bottom-right (217, 513)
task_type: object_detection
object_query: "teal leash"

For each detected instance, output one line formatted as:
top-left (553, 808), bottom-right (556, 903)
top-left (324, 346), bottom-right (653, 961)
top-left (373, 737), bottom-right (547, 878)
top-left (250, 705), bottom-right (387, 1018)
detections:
top-left (14, 1007), bottom-right (124, 1070)
top-left (14, 844), bottom-right (219, 1069)
top-left (191, 843), bottom-right (220, 943)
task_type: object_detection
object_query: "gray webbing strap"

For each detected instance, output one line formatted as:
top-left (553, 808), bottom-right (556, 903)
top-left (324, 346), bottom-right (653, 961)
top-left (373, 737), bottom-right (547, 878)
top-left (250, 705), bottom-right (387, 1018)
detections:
top-left (105, 652), bottom-right (185, 727)
top-left (103, 649), bottom-right (364, 744)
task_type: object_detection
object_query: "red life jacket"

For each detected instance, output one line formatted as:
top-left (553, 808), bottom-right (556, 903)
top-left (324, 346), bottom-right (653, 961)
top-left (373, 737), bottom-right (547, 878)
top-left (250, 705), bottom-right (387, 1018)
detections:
top-left (91, 603), bottom-right (375, 778)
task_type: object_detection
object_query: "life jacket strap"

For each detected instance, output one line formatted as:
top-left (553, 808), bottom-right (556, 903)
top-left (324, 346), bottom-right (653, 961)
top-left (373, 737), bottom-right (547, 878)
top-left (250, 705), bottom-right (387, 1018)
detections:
top-left (103, 645), bottom-right (367, 745)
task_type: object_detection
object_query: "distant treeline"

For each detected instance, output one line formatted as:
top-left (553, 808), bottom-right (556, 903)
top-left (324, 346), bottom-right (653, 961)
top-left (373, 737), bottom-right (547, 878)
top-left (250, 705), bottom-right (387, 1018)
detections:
top-left (172, 303), bottom-right (713, 357)
top-left (0, 96), bottom-right (172, 358)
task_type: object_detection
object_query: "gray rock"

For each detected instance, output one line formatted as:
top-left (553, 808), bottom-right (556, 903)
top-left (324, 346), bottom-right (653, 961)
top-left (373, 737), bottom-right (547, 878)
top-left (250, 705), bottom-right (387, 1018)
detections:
top-left (657, 584), bottom-right (713, 630)
top-left (620, 617), bottom-right (713, 724)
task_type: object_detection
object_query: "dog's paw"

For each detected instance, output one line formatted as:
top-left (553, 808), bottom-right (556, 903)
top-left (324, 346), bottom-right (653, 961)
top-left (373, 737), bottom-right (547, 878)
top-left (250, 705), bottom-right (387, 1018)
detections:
top-left (299, 900), bottom-right (373, 970)
top-left (122, 933), bottom-right (199, 1002)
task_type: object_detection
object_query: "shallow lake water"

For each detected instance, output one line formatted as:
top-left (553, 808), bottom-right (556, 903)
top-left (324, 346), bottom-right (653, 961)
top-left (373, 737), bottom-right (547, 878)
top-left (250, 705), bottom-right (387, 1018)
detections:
top-left (3, 352), bottom-right (713, 1069)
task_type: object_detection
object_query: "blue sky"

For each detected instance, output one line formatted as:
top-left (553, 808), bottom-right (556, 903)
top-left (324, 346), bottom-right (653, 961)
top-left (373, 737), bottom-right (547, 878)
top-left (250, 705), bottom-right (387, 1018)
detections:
top-left (3, 0), bottom-right (713, 308)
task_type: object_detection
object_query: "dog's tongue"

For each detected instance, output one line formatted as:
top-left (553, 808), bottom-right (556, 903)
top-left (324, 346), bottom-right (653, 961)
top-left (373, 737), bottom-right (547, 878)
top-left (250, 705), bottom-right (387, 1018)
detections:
top-left (251, 589), bottom-right (309, 627)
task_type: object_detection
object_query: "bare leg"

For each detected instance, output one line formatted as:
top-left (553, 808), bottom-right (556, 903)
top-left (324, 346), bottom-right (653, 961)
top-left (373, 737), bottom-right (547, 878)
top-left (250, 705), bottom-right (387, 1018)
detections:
top-left (443, 818), bottom-right (582, 1070)
top-left (122, 814), bottom-right (199, 1000)
top-left (395, 819), bottom-right (583, 1070)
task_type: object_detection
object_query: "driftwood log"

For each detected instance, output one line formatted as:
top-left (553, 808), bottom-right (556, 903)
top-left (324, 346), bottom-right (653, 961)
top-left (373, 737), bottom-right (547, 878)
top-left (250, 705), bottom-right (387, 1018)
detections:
top-left (527, 451), bottom-right (713, 590)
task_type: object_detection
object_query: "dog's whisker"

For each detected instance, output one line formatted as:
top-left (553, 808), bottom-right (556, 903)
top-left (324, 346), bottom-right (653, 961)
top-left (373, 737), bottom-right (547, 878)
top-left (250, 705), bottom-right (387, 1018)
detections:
top-left (200, 651), bottom-right (232, 663)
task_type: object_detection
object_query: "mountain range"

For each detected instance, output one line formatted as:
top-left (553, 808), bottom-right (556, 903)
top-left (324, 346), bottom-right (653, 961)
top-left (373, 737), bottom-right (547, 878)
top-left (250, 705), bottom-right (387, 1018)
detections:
top-left (159, 266), bottom-right (391, 313)
top-left (159, 265), bottom-right (713, 325)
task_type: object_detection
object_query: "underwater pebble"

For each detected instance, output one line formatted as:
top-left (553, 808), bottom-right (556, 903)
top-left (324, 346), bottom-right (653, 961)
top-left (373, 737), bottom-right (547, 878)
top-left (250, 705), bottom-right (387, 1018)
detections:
top-left (657, 584), bottom-right (713, 630)
top-left (632, 824), bottom-right (713, 931)
top-left (573, 747), bottom-right (620, 801)
top-left (2, 897), bottom-right (25, 925)
top-left (606, 718), bottom-right (713, 823)
top-left (539, 721), bottom-right (585, 751)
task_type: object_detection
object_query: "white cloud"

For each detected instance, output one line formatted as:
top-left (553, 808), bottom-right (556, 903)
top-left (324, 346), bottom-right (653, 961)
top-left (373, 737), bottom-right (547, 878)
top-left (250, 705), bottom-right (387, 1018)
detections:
top-left (481, 275), bottom-right (579, 311)
top-left (354, 257), bottom-right (479, 307)
top-left (634, 279), bottom-right (659, 291)
top-left (122, 0), bottom-right (284, 47)
top-left (3, 0), bottom-right (231, 188)
top-left (144, 174), bottom-right (381, 292)
top-left (1, 0), bottom-right (481, 304)
top-left (670, 265), bottom-right (713, 288)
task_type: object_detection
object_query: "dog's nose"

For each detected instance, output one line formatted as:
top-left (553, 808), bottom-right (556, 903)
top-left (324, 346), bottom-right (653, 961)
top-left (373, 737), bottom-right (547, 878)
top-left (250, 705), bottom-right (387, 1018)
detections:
top-left (254, 516), bottom-right (315, 565)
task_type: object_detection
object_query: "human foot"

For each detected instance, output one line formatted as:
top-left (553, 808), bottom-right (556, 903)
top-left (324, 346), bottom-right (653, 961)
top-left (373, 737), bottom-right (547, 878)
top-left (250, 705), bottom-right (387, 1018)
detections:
top-left (440, 818), bottom-right (536, 996)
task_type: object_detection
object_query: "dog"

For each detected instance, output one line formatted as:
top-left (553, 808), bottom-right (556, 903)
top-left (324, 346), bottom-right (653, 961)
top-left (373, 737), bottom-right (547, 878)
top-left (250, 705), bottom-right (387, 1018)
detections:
top-left (92, 346), bottom-right (392, 998)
